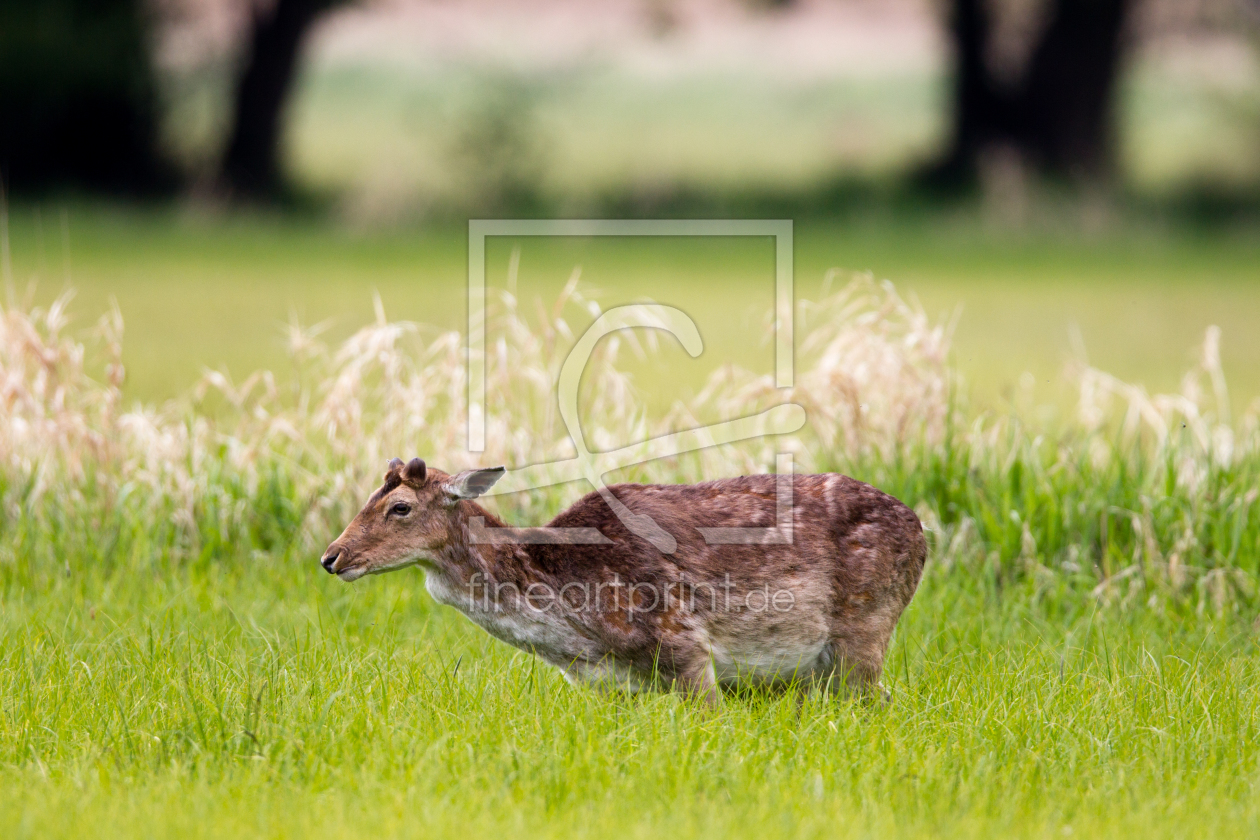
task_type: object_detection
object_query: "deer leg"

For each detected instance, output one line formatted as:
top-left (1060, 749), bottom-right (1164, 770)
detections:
top-left (669, 648), bottom-right (720, 707)
top-left (823, 639), bottom-right (890, 706)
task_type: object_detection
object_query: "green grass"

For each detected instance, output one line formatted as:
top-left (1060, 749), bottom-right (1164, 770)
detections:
top-left (4, 551), bottom-right (1260, 839)
top-left (5, 205), bottom-right (1260, 411)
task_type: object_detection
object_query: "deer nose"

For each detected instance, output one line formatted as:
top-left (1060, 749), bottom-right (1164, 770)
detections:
top-left (320, 547), bottom-right (342, 574)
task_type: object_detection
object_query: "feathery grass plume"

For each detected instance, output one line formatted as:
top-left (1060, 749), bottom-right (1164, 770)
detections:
top-left (670, 273), bottom-right (954, 476)
top-left (1, 277), bottom-right (1257, 613)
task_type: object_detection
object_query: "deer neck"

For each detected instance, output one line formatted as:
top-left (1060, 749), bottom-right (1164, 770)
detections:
top-left (428, 500), bottom-right (590, 666)
top-left (423, 500), bottom-right (532, 602)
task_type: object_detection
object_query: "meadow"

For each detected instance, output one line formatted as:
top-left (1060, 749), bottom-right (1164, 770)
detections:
top-left (3, 207), bottom-right (1260, 838)
top-left (6, 206), bottom-right (1260, 406)
top-left (5, 548), bottom-right (1259, 838)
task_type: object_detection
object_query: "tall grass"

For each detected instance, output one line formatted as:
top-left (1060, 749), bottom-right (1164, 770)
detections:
top-left (1, 275), bottom-right (1256, 614)
top-left (5, 273), bottom-right (1260, 839)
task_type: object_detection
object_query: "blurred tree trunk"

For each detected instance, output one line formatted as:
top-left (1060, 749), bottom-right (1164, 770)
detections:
top-left (219, 0), bottom-right (348, 200)
top-left (928, 0), bottom-right (1134, 188)
top-left (928, 0), bottom-right (1011, 185)
top-left (1018, 0), bottom-right (1131, 178)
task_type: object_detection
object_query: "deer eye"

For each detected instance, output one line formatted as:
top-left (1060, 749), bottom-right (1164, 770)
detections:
top-left (389, 502), bottom-right (412, 517)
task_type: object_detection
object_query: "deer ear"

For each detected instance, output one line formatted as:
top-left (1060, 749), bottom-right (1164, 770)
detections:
top-left (402, 458), bottom-right (427, 485)
top-left (443, 467), bottom-right (506, 500)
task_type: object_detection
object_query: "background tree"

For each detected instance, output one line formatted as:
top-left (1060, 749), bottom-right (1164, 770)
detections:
top-left (0, 0), bottom-right (167, 193)
top-left (928, 0), bottom-right (1134, 188)
top-left (218, 0), bottom-right (351, 200)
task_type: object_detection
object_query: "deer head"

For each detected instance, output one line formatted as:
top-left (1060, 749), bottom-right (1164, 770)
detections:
top-left (320, 458), bottom-right (505, 581)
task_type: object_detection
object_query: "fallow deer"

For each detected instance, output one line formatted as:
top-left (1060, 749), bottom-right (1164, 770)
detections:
top-left (321, 458), bottom-right (926, 704)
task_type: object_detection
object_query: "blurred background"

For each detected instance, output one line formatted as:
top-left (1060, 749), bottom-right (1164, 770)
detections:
top-left (1, 0), bottom-right (1259, 412)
